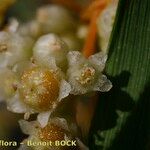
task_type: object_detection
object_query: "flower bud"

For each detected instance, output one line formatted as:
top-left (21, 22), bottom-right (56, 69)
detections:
top-left (33, 34), bottom-right (69, 70)
top-left (36, 5), bottom-right (76, 34)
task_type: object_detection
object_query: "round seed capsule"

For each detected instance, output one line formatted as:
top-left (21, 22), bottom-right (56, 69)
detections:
top-left (38, 123), bottom-right (66, 142)
top-left (38, 123), bottom-right (79, 150)
top-left (33, 33), bottom-right (69, 70)
top-left (19, 67), bottom-right (60, 111)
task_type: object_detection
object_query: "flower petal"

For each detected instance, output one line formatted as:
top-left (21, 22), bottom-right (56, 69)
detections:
top-left (37, 111), bottom-right (51, 128)
top-left (67, 51), bottom-right (85, 66)
top-left (93, 75), bottom-right (112, 92)
top-left (58, 80), bottom-right (71, 101)
top-left (88, 52), bottom-right (107, 71)
top-left (19, 120), bottom-right (38, 135)
top-left (7, 92), bottom-right (29, 113)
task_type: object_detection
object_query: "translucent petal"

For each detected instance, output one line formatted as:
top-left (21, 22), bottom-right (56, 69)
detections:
top-left (70, 84), bottom-right (87, 95)
top-left (58, 80), bottom-right (71, 101)
top-left (93, 75), bottom-right (112, 92)
top-left (67, 51), bottom-right (85, 66)
top-left (19, 120), bottom-right (37, 135)
top-left (37, 111), bottom-right (51, 128)
top-left (88, 52), bottom-right (107, 71)
top-left (7, 92), bottom-right (29, 113)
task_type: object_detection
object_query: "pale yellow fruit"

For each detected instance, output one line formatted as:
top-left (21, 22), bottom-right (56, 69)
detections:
top-left (19, 67), bottom-right (59, 111)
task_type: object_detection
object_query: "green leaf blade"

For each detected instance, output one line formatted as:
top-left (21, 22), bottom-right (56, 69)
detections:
top-left (90, 0), bottom-right (150, 149)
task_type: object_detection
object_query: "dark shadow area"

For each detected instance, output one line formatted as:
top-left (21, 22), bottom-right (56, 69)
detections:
top-left (88, 71), bottom-right (135, 150)
top-left (0, 102), bottom-right (28, 150)
top-left (5, 0), bottom-right (43, 22)
top-left (106, 82), bottom-right (150, 150)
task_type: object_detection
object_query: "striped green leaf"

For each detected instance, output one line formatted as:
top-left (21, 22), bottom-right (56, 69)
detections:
top-left (90, 0), bottom-right (150, 149)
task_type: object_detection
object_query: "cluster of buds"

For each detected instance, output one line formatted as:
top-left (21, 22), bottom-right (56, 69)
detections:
top-left (0, 1), bottom-right (117, 149)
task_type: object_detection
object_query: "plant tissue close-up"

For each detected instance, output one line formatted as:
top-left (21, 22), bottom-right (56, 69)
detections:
top-left (0, 0), bottom-right (149, 150)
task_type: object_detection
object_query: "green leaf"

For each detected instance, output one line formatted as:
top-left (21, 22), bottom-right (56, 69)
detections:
top-left (89, 0), bottom-right (150, 149)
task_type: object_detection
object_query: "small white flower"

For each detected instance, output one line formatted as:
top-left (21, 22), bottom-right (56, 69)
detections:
top-left (33, 33), bottom-right (69, 71)
top-left (7, 61), bottom-right (71, 127)
top-left (0, 31), bottom-right (33, 68)
top-left (67, 51), bottom-right (112, 95)
top-left (19, 118), bottom-right (88, 150)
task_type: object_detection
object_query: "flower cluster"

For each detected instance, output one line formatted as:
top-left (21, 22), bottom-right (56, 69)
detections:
top-left (0, 32), bottom-right (112, 125)
top-left (0, 2), bottom-right (115, 150)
